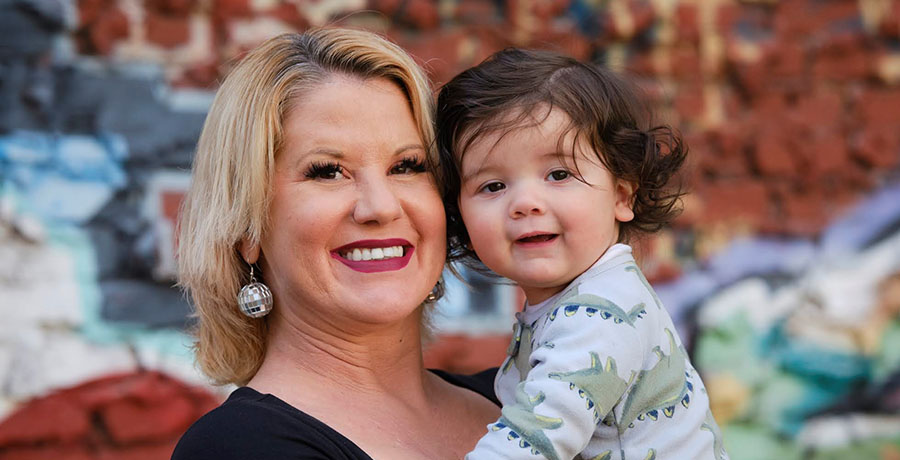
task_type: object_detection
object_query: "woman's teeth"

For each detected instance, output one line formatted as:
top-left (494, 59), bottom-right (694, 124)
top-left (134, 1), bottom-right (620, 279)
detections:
top-left (342, 246), bottom-right (405, 261)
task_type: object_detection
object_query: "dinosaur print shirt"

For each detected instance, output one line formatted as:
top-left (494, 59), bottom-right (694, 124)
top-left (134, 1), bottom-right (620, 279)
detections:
top-left (466, 244), bottom-right (727, 460)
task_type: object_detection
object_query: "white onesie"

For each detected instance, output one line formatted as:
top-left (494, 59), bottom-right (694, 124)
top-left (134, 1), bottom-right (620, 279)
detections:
top-left (467, 244), bottom-right (728, 460)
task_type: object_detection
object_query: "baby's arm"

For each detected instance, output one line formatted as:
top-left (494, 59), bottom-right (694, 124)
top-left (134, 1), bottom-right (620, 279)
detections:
top-left (466, 303), bottom-right (645, 460)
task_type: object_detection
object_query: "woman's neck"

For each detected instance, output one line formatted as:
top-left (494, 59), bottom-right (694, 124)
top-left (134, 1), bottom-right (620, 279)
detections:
top-left (247, 307), bottom-right (433, 406)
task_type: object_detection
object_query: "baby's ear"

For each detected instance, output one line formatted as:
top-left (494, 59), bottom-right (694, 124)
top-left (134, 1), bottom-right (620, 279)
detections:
top-left (238, 238), bottom-right (260, 265)
top-left (614, 180), bottom-right (636, 223)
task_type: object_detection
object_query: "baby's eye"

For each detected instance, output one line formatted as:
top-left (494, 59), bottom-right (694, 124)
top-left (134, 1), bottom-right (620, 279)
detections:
top-left (480, 182), bottom-right (506, 193)
top-left (548, 169), bottom-right (571, 182)
top-left (391, 157), bottom-right (427, 175)
top-left (305, 161), bottom-right (345, 180)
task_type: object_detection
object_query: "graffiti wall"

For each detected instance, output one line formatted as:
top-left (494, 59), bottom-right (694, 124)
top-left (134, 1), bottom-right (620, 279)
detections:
top-left (0, 0), bottom-right (899, 458)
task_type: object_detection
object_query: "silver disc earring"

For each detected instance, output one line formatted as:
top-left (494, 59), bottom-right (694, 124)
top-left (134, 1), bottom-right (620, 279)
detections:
top-left (425, 279), bottom-right (443, 303)
top-left (237, 265), bottom-right (273, 318)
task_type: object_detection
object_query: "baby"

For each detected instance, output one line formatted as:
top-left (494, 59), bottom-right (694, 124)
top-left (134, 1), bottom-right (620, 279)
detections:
top-left (436, 49), bottom-right (728, 460)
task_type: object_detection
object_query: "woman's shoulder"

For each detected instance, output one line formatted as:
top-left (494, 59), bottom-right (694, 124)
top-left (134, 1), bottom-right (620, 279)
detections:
top-left (171, 387), bottom-right (367, 460)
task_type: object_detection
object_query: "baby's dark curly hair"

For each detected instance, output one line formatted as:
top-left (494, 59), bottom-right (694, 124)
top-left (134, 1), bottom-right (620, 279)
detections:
top-left (436, 48), bottom-right (687, 267)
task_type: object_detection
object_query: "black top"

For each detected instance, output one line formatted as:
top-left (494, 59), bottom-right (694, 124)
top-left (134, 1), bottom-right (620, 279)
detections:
top-left (171, 368), bottom-right (499, 460)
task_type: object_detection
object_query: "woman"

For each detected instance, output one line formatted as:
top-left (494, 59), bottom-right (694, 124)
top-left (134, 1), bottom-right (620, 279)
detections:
top-left (172, 28), bottom-right (499, 459)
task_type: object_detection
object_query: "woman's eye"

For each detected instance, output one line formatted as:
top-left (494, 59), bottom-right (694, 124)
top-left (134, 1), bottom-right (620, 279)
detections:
top-left (480, 182), bottom-right (506, 193)
top-left (305, 162), bottom-right (344, 180)
top-left (548, 170), bottom-right (571, 181)
top-left (391, 157), bottom-right (427, 175)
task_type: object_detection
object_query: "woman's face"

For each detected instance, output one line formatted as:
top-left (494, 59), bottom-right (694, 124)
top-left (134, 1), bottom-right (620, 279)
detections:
top-left (257, 76), bottom-right (446, 327)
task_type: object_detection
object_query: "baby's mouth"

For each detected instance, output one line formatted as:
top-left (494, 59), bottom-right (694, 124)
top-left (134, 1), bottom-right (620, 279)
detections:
top-left (516, 233), bottom-right (558, 243)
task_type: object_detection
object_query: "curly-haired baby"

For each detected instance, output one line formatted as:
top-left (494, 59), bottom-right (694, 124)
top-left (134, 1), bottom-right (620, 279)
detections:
top-left (437, 49), bottom-right (728, 460)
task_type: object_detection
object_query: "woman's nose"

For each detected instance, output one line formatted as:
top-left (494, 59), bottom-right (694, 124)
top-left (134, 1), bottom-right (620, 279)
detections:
top-left (508, 183), bottom-right (545, 219)
top-left (352, 175), bottom-right (403, 225)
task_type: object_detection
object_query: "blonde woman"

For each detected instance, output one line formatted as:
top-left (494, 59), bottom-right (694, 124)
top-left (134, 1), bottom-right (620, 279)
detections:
top-left (172, 28), bottom-right (499, 460)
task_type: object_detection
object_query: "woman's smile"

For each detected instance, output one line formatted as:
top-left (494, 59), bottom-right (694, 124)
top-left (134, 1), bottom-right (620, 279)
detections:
top-left (331, 238), bottom-right (414, 272)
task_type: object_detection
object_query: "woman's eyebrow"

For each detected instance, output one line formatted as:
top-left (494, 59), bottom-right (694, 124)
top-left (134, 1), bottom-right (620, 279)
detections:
top-left (289, 148), bottom-right (344, 170)
top-left (394, 144), bottom-right (425, 155)
top-left (301, 148), bottom-right (345, 159)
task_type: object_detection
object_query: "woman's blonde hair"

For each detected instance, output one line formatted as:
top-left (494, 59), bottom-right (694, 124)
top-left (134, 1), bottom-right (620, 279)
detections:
top-left (177, 28), bottom-right (436, 386)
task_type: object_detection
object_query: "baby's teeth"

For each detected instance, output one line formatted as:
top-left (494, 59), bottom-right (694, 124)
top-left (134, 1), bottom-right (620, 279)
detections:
top-left (352, 248), bottom-right (362, 261)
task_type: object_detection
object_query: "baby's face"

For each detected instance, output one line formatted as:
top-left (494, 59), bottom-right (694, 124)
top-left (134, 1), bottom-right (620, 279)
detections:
top-left (457, 108), bottom-right (635, 304)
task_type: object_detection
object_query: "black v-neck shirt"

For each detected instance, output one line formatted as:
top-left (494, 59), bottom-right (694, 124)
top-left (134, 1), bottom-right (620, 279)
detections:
top-left (171, 368), bottom-right (499, 460)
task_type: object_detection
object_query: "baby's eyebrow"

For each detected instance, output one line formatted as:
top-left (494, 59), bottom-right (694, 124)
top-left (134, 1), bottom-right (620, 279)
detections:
top-left (460, 163), bottom-right (491, 182)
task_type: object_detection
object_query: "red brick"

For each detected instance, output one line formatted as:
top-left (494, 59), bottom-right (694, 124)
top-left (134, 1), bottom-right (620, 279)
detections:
top-left (68, 374), bottom-right (136, 409)
top-left (87, 7), bottom-right (129, 55)
top-left (750, 89), bottom-right (787, 115)
top-left (674, 83), bottom-right (705, 121)
top-left (103, 395), bottom-right (196, 443)
top-left (671, 45), bottom-right (702, 81)
top-left (424, 334), bottom-right (512, 374)
top-left (675, 4), bottom-right (699, 44)
top-left (97, 440), bottom-right (177, 460)
top-left (781, 189), bottom-right (829, 236)
top-left (774, 0), bottom-right (813, 39)
top-left (646, 260), bottom-right (682, 284)
top-left (145, 12), bottom-right (190, 49)
top-left (730, 60), bottom-right (768, 97)
top-left (0, 396), bottom-right (90, 445)
top-left (791, 92), bottom-right (843, 133)
top-left (185, 386), bottom-right (222, 414)
top-left (856, 89), bottom-right (900, 127)
top-left (145, 0), bottom-right (195, 16)
top-left (78, 0), bottom-right (109, 26)
top-left (752, 124), bottom-right (798, 176)
top-left (879, 2), bottom-right (900, 38)
top-left (630, 1), bottom-right (656, 37)
top-left (697, 178), bottom-right (771, 226)
top-left (812, 45), bottom-right (874, 82)
top-left (531, 0), bottom-right (569, 22)
top-left (176, 61), bottom-right (221, 88)
top-left (770, 42), bottom-right (807, 79)
top-left (812, 1), bottom-right (861, 29)
top-left (715, 3), bottom-right (740, 34)
top-left (0, 445), bottom-right (93, 460)
top-left (403, 0), bottom-right (439, 30)
top-left (70, 372), bottom-right (182, 410)
top-left (212, 0), bottom-right (251, 21)
top-left (806, 131), bottom-right (849, 177)
top-left (702, 127), bottom-right (749, 177)
top-left (368, 0), bottom-right (402, 16)
top-left (454, 0), bottom-right (498, 22)
top-left (265, 2), bottom-right (308, 29)
top-left (397, 31), bottom-right (467, 86)
top-left (854, 126), bottom-right (900, 169)
top-left (528, 27), bottom-right (592, 62)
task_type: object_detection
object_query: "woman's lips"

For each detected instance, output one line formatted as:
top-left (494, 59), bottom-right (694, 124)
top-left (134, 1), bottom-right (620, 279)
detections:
top-left (331, 238), bottom-right (414, 273)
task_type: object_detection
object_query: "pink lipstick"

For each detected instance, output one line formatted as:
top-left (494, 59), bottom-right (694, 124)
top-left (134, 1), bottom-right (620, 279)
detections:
top-left (331, 238), bottom-right (414, 273)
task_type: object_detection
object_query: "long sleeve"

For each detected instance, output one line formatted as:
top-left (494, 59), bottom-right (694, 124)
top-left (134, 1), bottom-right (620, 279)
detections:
top-left (466, 293), bottom-right (647, 460)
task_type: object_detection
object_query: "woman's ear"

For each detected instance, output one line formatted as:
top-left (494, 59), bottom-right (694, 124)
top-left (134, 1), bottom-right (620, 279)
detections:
top-left (614, 180), bottom-right (636, 223)
top-left (239, 238), bottom-right (260, 265)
